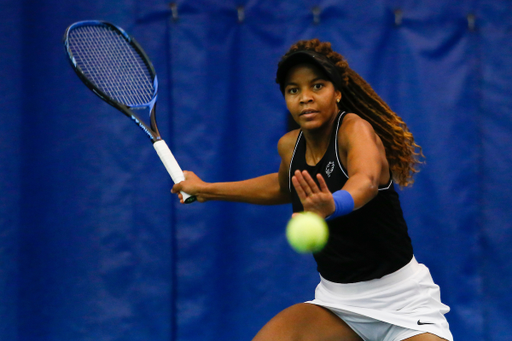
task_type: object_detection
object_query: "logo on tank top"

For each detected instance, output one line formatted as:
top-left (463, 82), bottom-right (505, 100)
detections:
top-left (325, 161), bottom-right (335, 177)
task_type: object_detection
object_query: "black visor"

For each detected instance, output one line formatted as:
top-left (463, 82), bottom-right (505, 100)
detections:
top-left (276, 50), bottom-right (342, 94)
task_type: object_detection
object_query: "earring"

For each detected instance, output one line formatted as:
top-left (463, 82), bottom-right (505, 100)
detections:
top-left (337, 98), bottom-right (340, 103)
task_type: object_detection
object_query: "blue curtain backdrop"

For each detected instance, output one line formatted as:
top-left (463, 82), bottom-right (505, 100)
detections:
top-left (1, 0), bottom-right (511, 340)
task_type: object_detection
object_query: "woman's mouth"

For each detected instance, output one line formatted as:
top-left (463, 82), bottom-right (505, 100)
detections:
top-left (300, 109), bottom-right (319, 116)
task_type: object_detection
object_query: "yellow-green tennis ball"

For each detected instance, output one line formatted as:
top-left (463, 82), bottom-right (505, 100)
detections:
top-left (286, 212), bottom-right (329, 253)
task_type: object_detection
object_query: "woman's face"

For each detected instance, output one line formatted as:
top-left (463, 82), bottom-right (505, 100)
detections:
top-left (284, 63), bottom-right (341, 131)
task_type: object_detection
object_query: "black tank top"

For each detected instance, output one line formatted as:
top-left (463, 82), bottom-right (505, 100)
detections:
top-left (289, 111), bottom-right (413, 283)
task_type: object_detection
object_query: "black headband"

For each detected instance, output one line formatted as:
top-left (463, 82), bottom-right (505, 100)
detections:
top-left (275, 50), bottom-right (343, 94)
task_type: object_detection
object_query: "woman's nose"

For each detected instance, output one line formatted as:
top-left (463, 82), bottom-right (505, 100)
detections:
top-left (299, 90), bottom-right (313, 104)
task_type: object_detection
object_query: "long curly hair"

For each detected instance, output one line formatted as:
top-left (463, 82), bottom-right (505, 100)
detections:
top-left (279, 39), bottom-right (423, 187)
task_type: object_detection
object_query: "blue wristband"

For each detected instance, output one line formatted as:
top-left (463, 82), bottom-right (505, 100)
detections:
top-left (326, 190), bottom-right (354, 221)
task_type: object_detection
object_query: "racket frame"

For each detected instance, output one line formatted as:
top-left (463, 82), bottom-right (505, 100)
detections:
top-left (64, 20), bottom-right (161, 142)
top-left (64, 20), bottom-right (196, 203)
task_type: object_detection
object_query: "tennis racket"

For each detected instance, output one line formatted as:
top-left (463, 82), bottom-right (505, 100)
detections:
top-left (64, 20), bottom-right (195, 203)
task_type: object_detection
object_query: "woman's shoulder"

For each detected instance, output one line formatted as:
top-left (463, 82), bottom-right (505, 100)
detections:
top-left (277, 129), bottom-right (300, 157)
top-left (339, 112), bottom-right (374, 134)
top-left (338, 112), bottom-right (381, 151)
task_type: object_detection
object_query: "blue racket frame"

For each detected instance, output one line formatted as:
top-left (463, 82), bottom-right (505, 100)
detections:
top-left (63, 20), bottom-right (161, 142)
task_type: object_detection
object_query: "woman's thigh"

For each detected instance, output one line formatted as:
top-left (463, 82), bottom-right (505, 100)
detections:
top-left (252, 303), bottom-right (362, 341)
top-left (404, 333), bottom-right (449, 341)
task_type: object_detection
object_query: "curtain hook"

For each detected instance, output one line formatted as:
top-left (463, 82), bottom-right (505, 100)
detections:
top-left (467, 13), bottom-right (476, 31)
top-left (394, 9), bottom-right (403, 26)
top-left (237, 6), bottom-right (245, 23)
top-left (170, 3), bottom-right (179, 22)
top-left (312, 6), bottom-right (321, 25)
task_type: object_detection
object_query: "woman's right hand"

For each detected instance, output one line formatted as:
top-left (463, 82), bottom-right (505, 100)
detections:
top-left (171, 171), bottom-right (209, 203)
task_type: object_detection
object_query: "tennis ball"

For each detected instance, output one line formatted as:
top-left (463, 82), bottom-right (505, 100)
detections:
top-left (286, 212), bottom-right (329, 253)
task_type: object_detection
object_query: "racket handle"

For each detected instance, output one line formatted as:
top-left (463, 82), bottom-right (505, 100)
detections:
top-left (153, 140), bottom-right (196, 204)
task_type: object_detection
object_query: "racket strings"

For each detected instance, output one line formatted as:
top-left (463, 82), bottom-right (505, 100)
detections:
top-left (68, 25), bottom-right (155, 106)
top-left (74, 26), bottom-right (152, 104)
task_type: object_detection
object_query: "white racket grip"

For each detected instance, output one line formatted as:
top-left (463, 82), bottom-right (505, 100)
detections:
top-left (153, 140), bottom-right (195, 203)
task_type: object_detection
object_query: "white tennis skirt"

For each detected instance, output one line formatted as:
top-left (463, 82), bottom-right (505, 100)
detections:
top-left (307, 256), bottom-right (453, 341)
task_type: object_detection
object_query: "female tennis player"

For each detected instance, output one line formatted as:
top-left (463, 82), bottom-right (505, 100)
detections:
top-left (171, 39), bottom-right (453, 341)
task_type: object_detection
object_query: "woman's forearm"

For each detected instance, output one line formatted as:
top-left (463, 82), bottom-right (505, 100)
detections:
top-left (198, 173), bottom-right (291, 205)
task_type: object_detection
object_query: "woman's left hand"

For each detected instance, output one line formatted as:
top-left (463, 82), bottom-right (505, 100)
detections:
top-left (291, 170), bottom-right (335, 219)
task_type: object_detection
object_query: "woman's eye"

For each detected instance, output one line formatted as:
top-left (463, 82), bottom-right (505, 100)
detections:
top-left (313, 83), bottom-right (324, 90)
top-left (288, 88), bottom-right (299, 94)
